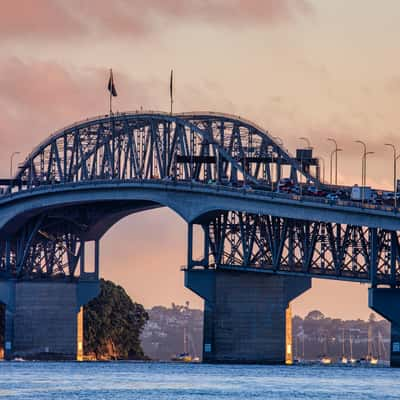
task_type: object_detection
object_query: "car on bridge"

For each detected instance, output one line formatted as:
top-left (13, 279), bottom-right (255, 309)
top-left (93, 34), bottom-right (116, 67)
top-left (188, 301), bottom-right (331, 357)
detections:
top-left (326, 193), bottom-right (339, 201)
top-left (277, 178), bottom-right (294, 191)
top-left (306, 186), bottom-right (326, 197)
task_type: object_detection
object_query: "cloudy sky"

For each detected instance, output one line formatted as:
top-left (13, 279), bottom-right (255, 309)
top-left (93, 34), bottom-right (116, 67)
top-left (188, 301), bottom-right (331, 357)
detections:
top-left (2, 0), bottom-right (400, 319)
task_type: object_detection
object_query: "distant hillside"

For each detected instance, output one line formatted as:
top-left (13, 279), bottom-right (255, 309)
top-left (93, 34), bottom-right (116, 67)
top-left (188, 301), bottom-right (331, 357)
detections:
top-left (293, 310), bottom-right (390, 360)
top-left (0, 295), bottom-right (393, 361)
top-left (141, 302), bottom-right (203, 360)
top-left (141, 306), bottom-right (391, 361)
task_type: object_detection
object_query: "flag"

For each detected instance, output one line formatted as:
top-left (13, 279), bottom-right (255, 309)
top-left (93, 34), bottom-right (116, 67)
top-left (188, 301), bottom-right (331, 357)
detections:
top-left (170, 69), bottom-right (173, 102)
top-left (108, 69), bottom-right (117, 97)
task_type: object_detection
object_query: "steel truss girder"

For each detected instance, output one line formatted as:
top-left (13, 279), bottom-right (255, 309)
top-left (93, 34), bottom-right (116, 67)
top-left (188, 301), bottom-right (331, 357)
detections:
top-left (9, 113), bottom-right (317, 193)
top-left (0, 209), bottom-right (102, 279)
top-left (188, 211), bottom-right (400, 287)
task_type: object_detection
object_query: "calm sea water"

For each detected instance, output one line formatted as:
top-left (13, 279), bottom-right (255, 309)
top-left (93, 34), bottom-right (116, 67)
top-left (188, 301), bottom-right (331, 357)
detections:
top-left (0, 361), bottom-right (399, 399)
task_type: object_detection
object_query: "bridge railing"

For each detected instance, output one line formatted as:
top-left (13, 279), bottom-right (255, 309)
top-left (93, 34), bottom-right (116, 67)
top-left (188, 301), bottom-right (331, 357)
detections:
top-left (0, 176), bottom-right (397, 216)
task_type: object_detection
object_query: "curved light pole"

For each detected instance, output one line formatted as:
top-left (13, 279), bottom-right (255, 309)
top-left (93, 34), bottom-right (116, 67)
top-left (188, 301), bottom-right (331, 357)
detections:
top-left (273, 136), bottom-right (284, 146)
top-left (298, 137), bottom-right (312, 194)
top-left (272, 136), bottom-right (283, 183)
top-left (385, 143), bottom-right (397, 209)
top-left (364, 151), bottom-right (374, 187)
top-left (355, 140), bottom-right (367, 187)
top-left (10, 151), bottom-right (20, 178)
top-left (299, 136), bottom-right (312, 149)
top-left (318, 157), bottom-right (326, 184)
top-left (329, 148), bottom-right (342, 186)
top-left (328, 138), bottom-right (340, 185)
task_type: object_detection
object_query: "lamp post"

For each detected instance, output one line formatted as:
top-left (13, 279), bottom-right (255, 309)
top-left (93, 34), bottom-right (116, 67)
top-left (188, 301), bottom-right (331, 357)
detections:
top-left (385, 144), bottom-right (397, 209)
top-left (364, 151), bottom-right (374, 187)
top-left (362, 151), bottom-right (374, 203)
top-left (355, 140), bottom-right (367, 187)
top-left (299, 136), bottom-right (312, 149)
top-left (273, 136), bottom-right (284, 146)
top-left (329, 148), bottom-right (342, 185)
top-left (328, 138), bottom-right (341, 185)
top-left (298, 137), bottom-right (312, 194)
top-left (318, 157), bottom-right (325, 184)
top-left (271, 150), bottom-right (275, 191)
top-left (272, 137), bottom-right (283, 183)
top-left (10, 151), bottom-right (20, 178)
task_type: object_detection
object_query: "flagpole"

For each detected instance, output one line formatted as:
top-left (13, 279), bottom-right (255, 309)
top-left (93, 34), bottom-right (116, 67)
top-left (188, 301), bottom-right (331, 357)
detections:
top-left (170, 69), bottom-right (173, 115)
top-left (109, 69), bottom-right (113, 115)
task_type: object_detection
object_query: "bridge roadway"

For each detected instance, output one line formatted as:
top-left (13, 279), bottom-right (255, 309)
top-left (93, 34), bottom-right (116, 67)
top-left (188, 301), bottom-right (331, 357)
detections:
top-left (0, 111), bottom-right (399, 365)
top-left (1, 179), bottom-right (400, 232)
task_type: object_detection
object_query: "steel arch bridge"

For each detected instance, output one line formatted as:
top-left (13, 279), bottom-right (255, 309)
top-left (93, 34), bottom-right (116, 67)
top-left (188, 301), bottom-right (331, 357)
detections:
top-left (0, 111), bottom-right (400, 287)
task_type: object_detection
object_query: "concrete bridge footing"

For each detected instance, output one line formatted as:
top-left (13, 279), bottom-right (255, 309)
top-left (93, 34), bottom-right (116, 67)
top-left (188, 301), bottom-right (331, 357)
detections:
top-left (369, 288), bottom-right (400, 367)
top-left (0, 280), bottom-right (99, 360)
top-left (185, 269), bottom-right (311, 364)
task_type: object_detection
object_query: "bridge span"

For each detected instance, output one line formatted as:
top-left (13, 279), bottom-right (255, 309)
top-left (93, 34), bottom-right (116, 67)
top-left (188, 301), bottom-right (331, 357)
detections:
top-left (0, 111), bottom-right (399, 365)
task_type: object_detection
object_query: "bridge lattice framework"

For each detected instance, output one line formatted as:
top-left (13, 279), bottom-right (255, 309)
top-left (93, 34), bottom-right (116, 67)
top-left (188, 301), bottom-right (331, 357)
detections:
top-left (0, 112), bottom-right (398, 289)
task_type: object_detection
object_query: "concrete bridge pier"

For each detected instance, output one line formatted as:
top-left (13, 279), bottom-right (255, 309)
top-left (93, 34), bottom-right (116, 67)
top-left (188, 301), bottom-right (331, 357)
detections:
top-left (185, 269), bottom-right (311, 364)
top-left (0, 279), bottom-right (99, 360)
top-left (369, 288), bottom-right (400, 367)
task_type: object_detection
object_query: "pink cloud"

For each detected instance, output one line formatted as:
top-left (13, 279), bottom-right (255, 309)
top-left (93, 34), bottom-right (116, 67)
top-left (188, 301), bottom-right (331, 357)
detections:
top-left (0, 59), bottom-right (159, 176)
top-left (0, 0), bottom-right (313, 41)
top-left (0, 0), bottom-right (84, 40)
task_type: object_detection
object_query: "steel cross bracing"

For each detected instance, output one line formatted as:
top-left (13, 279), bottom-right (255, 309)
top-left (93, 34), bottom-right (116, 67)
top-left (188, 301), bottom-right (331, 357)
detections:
top-left (8, 112), bottom-right (316, 193)
top-left (188, 211), bottom-right (400, 287)
top-left (0, 112), bottom-right (320, 279)
top-left (0, 204), bottom-right (108, 279)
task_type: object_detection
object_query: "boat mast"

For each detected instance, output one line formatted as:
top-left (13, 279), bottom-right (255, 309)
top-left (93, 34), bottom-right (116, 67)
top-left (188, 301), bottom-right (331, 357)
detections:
top-left (349, 332), bottom-right (353, 360)
top-left (342, 328), bottom-right (345, 357)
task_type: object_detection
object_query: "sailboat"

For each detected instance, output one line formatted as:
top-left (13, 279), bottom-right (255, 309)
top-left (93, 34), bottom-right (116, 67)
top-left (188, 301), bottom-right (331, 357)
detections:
top-left (340, 328), bottom-right (348, 364)
top-left (171, 326), bottom-right (193, 362)
top-left (367, 323), bottom-right (378, 365)
top-left (349, 333), bottom-right (358, 364)
top-left (320, 334), bottom-right (332, 365)
top-left (171, 304), bottom-right (200, 362)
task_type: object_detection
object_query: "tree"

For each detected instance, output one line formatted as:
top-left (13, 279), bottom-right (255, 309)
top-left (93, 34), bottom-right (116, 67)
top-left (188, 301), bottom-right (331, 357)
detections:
top-left (369, 313), bottom-right (377, 323)
top-left (305, 310), bottom-right (325, 321)
top-left (84, 279), bottom-right (149, 360)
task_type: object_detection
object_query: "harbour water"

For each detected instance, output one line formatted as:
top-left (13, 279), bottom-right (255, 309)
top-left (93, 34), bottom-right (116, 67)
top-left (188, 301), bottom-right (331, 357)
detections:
top-left (1, 361), bottom-right (400, 399)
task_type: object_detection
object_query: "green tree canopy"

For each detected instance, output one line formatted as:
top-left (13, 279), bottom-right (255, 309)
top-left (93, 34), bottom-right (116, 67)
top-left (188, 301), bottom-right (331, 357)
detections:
top-left (84, 279), bottom-right (148, 360)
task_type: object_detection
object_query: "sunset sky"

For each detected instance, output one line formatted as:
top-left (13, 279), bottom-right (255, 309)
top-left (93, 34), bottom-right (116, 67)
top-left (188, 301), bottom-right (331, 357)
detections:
top-left (2, 0), bottom-right (400, 319)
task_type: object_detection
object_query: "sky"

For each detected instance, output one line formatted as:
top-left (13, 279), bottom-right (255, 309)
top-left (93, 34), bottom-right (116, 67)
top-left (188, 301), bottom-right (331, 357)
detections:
top-left (2, 0), bottom-right (400, 319)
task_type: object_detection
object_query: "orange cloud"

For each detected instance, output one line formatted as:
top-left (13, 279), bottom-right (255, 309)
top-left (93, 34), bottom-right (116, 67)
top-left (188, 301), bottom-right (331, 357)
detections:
top-left (0, 0), bottom-right (313, 42)
top-left (0, 0), bottom-right (84, 40)
top-left (0, 59), bottom-right (159, 175)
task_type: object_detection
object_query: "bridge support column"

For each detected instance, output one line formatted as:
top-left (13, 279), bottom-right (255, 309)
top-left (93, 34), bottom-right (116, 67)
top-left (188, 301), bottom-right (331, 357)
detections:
top-left (0, 279), bottom-right (99, 360)
top-left (185, 269), bottom-right (311, 364)
top-left (369, 288), bottom-right (400, 367)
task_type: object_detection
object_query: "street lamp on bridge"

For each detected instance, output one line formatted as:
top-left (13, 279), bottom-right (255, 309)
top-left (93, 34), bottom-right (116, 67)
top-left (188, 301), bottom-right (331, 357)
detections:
top-left (355, 140), bottom-right (367, 187)
top-left (385, 143), bottom-right (398, 209)
top-left (329, 148), bottom-right (342, 186)
top-left (10, 151), bottom-right (20, 178)
top-left (317, 157), bottom-right (325, 184)
top-left (327, 138), bottom-right (341, 185)
top-left (298, 137), bottom-right (312, 195)
top-left (299, 136), bottom-right (312, 149)
top-left (355, 140), bottom-right (374, 203)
